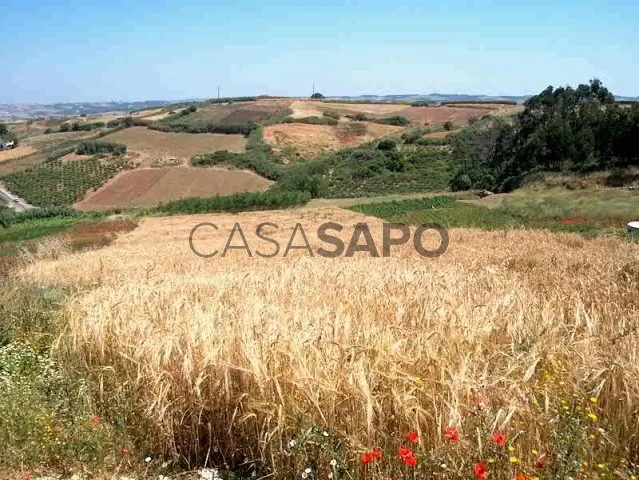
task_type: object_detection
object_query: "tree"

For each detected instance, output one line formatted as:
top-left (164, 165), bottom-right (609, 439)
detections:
top-left (0, 123), bottom-right (7, 136)
top-left (310, 92), bottom-right (325, 99)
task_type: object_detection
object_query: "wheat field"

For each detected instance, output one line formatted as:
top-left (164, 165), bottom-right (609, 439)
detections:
top-left (18, 207), bottom-right (639, 477)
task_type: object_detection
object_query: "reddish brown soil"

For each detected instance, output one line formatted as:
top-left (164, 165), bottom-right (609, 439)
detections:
top-left (76, 167), bottom-right (271, 211)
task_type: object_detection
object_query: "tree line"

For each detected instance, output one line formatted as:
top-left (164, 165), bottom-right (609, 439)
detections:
top-left (449, 79), bottom-right (639, 191)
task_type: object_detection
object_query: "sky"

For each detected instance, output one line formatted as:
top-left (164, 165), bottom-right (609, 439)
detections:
top-left (1, 0), bottom-right (638, 103)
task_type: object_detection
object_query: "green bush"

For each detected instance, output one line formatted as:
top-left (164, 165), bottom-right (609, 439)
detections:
top-left (59, 123), bottom-right (71, 132)
top-left (310, 92), bottom-right (325, 99)
top-left (149, 122), bottom-right (258, 136)
top-left (155, 190), bottom-right (311, 215)
top-left (281, 116), bottom-right (338, 126)
top-left (76, 141), bottom-right (127, 155)
top-left (377, 139), bottom-right (397, 151)
top-left (192, 150), bottom-right (282, 181)
top-left (370, 116), bottom-right (411, 126)
top-left (443, 121), bottom-right (454, 131)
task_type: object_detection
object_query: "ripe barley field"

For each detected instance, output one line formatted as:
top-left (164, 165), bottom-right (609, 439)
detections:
top-left (14, 207), bottom-right (639, 478)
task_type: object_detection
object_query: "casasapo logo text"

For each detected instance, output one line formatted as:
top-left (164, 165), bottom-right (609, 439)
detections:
top-left (189, 222), bottom-right (449, 258)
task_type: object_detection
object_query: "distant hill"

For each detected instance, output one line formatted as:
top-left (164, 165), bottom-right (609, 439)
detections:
top-left (2, 93), bottom-right (637, 121)
top-left (326, 93), bottom-right (639, 104)
top-left (0, 100), bottom-right (178, 121)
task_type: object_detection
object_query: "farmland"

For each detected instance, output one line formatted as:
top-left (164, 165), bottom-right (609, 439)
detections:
top-left (3, 205), bottom-right (638, 479)
top-left (1, 154), bottom-right (131, 206)
top-left (76, 166), bottom-right (271, 210)
top-left (99, 127), bottom-right (246, 166)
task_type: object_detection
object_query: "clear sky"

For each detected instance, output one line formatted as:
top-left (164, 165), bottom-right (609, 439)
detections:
top-left (1, 0), bottom-right (637, 103)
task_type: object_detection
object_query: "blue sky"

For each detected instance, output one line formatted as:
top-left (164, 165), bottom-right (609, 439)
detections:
top-left (1, 0), bottom-right (637, 103)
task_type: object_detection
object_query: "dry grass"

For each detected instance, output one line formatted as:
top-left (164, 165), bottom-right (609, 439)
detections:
top-left (0, 146), bottom-right (37, 163)
top-left (14, 206), bottom-right (639, 475)
top-left (263, 122), bottom-right (402, 159)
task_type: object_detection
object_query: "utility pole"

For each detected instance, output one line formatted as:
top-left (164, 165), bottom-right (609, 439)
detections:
top-left (312, 83), bottom-right (315, 96)
top-left (217, 86), bottom-right (220, 102)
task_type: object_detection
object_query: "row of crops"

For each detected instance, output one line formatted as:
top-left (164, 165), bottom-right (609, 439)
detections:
top-left (1, 156), bottom-right (130, 206)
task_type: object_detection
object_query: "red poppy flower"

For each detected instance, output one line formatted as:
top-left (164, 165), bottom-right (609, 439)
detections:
top-left (472, 462), bottom-right (487, 480)
top-left (402, 454), bottom-right (417, 467)
top-left (443, 426), bottom-right (460, 443)
top-left (121, 447), bottom-right (130, 456)
top-left (398, 447), bottom-right (414, 458)
top-left (513, 474), bottom-right (527, 480)
top-left (372, 448), bottom-right (382, 459)
top-left (361, 452), bottom-right (374, 465)
top-left (407, 431), bottom-right (419, 443)
top-left (535, 459), bottom-right (545, 469)
top-left (91, 415), bottom-right (101, 426)
top-left (491, 431), bottom-right (507, 447)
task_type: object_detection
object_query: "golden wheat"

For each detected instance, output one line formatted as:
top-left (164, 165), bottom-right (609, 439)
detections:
top-left (18, 207), bottom-right (639, 472)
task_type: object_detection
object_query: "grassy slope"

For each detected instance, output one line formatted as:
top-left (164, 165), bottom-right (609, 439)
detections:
top-left (349, 189), bottom-right (639, 236)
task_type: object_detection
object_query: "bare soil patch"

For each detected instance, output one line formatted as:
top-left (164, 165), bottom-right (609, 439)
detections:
top-left (76, 166), bottom-right (271, 210)
top-left (100, 127), bottom-right (246, 166)
top-left (0, 146), bottom-right (37, 163)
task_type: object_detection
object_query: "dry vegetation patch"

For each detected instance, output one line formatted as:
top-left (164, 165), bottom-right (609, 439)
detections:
top-left (15, 207), bottom-right (639, 474)
top-left (263, 122), bottom-right (402, 159)
top-left (0, 145), bottom-right (37, 163)
top-left (100, 127), bottom-right (246, 166)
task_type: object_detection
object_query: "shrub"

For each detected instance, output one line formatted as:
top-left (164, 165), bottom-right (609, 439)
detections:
top-left (192, 150), bottom-right (282, 181)
top-left (377, 139), bottom-right (397, 151)
top-left (43, 128), bottom-right (52, 134)
top-left (371, 116), bottom-right (411, 126)
top-left (310, 92), bottom-right (325, 99)
top-left (155, 190), bottom-right (311, 215)
top-left (323, 110), bottom-right (341, 120)
top-left (443, 121), bottom-right (454, 131)
top-left (76, 141), bottom-right (127, 156)
top-left (340, 122), bottom-right (368, 136)
top-left (59, 123), bottom-right (71, 132)
top-left (281, 116), bottom-right (338, 126)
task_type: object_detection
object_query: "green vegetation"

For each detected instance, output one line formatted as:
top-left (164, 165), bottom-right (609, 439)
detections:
top-left (449, 79), bottom-right (639, 191)
top-left (208, 96), bottom-right (257, 104)
top-left (277, 142), bottom-right (452, 198)
top-left (75, 141), bottom-right (127, 156)
top-left (0, 285), bottom-right (131, 469)
top-left (0, 122), bottom-right (18, 144)
top-left (349, 189), bottom-right (638, 236)
top-left (155, 190), bottom-right (311, 215)
top-left (372, 115), bottom-right (411, 126)
top-left (58, 121), bottom-right (107, 132)
top-left (310, 92), bottom-right (325, 99)
top-left (343, 114), bottom-right (411, 126)
top-left (192, 149), bottom-right (282, 180)
top-left (440, 100), bottom-right (518, 105)
top-left (149, 121), bottom-right (258, 136)
top-left (2, 156), bottom-right (131, 206)
top-left (281, 116), bottom-right (338, 126)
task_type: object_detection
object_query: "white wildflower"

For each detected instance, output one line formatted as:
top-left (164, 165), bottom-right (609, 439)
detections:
top-left (144, 456), bottom-right (152, 463)
top-left (329, 459), bottom-right (337, 467)
top-left (305, 467), bottom-right (312, 474)
top-left (288, 439), bottom-right (297, 448)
